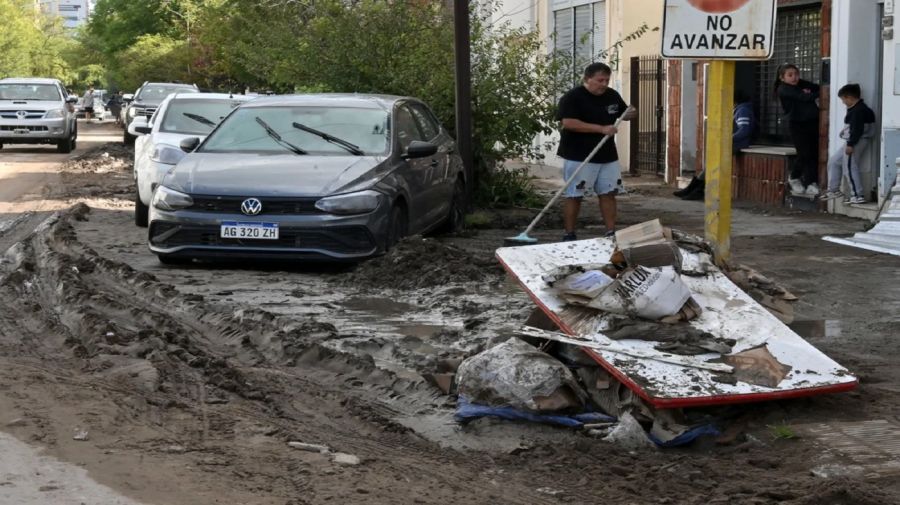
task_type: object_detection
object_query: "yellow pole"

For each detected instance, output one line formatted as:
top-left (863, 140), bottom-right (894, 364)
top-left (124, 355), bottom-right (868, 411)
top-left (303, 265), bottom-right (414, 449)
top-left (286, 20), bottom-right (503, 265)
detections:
top-left (704, 60), bottom-right (735, 264)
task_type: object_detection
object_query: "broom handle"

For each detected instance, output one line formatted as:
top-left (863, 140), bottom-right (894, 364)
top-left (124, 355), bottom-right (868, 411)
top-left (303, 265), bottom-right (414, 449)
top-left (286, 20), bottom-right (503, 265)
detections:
top-left (521, 107), bottom-right (632, 237)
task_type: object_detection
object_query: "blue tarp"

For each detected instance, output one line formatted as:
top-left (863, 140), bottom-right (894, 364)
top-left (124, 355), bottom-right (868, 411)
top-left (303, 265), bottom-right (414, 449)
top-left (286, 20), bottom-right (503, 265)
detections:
top-left (455, 396), bottom-right (720, 447)
top-left (455, 396), bottom-right (615, 428)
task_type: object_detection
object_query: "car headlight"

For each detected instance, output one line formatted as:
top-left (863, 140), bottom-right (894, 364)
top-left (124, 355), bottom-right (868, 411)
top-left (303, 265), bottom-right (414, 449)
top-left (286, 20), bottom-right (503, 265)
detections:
top-left (45, 108), bottom-right (65, 119)
top-left (152, 186), bottom-right (194, 211)
top-left (315, 190), bottom-right (381, 215)
top-left (150, 145), bottom-right (186, 165)
top-left (127, 107), bottom-right (140, 118)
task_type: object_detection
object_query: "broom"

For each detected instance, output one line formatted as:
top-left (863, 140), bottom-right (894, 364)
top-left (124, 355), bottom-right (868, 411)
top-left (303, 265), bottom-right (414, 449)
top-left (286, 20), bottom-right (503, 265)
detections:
top-left (504, 107), bottom-right (632, 247)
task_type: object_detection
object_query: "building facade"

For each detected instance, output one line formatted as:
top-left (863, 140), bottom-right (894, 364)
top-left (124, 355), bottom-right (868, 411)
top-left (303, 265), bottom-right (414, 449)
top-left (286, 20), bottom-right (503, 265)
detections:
top-left (37, 0), bottom-right (91, 29)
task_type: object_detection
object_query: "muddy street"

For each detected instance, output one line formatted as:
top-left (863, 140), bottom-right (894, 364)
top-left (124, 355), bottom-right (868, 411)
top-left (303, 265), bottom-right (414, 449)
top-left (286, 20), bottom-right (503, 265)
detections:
top-left (1, 122), bottom-right (900, 505)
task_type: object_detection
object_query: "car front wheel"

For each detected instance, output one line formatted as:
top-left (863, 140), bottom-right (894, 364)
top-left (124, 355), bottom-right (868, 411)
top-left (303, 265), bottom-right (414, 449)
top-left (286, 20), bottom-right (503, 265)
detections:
top-left (56, 135), bottom-right (74, 154)
top-left (386, 204), bottom-right (408, 251)
top-left (438, 178), bottom-right (466, 234)
top-left (134, 187), bottom-right (149, 227)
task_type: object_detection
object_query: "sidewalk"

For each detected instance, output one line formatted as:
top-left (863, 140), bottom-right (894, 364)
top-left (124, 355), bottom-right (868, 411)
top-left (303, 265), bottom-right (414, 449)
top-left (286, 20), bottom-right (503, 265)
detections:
top-left (505, 158), bottom-right (869, 239)
top-left (0, 432), bottom-right (146, 505)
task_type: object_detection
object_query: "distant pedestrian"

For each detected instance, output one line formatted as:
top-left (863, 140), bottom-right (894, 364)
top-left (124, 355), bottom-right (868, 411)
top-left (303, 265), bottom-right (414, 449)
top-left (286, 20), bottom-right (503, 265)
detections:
top-left (775, 63), bottom-right (820, 196)
top-left (82, 85), bottom-right (95, 122)
top-left (106, 91), bottom-right (124, 126)
top-left (556, 62), bottom-right (637, 241)
top-left (675, 89), bottom-right (756, 201)
top-left (819, 84), bottom-right (876, 204)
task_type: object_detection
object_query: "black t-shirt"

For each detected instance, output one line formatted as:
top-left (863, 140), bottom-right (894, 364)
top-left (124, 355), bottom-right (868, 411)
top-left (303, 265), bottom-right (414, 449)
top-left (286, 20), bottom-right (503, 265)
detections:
top-left (555, 85), bottom-right (628, 163)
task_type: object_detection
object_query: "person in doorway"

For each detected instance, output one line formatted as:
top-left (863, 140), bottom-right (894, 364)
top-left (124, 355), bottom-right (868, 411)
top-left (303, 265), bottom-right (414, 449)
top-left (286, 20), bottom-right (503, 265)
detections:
top-left (819, 84), bottom-right (876, 204)
top-left (556, 62), bottom-right (636, 241)
top-left (106, 90), bottom-right (124, 126)
top-left (82, 85), bottom-right (95, 122)
top-left (775, 63), bottom-right (820, 196)
top-left (674, 89), bottom-right (756, 201)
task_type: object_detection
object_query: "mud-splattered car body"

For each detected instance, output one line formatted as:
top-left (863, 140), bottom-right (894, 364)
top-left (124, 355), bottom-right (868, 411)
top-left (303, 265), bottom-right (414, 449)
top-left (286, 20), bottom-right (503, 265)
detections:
top-left (147, 94), bottom-right (465, 263)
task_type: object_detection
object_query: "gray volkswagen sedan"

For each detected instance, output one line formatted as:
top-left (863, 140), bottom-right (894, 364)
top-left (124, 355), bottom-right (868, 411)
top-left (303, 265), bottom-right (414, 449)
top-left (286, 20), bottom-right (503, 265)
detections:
top-left (147, 94), bottom-right (465, 264)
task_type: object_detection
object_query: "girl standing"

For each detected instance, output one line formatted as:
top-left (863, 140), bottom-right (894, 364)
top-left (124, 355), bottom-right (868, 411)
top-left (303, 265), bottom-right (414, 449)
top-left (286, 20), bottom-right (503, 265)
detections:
top-left (775, 64), bottom-right (820, 196)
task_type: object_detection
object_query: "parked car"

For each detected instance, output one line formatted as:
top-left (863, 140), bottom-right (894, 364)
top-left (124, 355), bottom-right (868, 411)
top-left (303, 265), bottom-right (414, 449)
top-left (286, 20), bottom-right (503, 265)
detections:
top-left (122, 82), bottom-right (199, 145)
top-left (130, 92), bottom-right (256, 227)
top-left (147, 94), bottom-right (466, 264)
top-left (0, 77), bottom-right (78, 153)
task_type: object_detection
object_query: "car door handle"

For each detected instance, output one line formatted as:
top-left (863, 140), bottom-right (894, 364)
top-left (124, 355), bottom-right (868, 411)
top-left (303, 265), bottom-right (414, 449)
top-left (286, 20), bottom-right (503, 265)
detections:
top-left (429, 159), bottom-right (438, 167)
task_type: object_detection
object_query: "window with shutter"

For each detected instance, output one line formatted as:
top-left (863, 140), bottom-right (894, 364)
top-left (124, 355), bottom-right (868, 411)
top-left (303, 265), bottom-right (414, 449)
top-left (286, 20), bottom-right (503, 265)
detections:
top-left (552, 1), bottom-right (608, 84)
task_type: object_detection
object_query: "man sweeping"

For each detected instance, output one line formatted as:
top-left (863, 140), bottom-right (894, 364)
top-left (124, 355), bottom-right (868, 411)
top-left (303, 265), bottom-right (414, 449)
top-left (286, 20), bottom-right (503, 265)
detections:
top-left (556, 62), bottom-right (636, 241)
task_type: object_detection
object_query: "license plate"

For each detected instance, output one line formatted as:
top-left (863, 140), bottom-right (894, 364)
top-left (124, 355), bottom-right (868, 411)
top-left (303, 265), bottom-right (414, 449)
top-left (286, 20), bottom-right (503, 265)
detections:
top-left (220, 221), bottom-right (279, 240)
top-left (14, 128), bottom-right (29, 134)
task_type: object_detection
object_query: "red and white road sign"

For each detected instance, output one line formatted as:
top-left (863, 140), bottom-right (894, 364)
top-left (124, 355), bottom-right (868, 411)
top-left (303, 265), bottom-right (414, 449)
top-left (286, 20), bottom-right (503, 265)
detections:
top-left (662, 0), bottom-right (776, 60)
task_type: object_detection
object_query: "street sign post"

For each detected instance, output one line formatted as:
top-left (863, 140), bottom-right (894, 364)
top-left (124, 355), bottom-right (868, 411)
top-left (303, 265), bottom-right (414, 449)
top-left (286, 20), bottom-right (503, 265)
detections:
top-left (661, 0), bottom-right (776, 263)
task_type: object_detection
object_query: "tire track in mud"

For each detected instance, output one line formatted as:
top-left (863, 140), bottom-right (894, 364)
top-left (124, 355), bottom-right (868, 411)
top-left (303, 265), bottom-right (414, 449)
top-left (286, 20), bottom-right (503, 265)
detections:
top-left (0, 203), bottom-right (561, 504)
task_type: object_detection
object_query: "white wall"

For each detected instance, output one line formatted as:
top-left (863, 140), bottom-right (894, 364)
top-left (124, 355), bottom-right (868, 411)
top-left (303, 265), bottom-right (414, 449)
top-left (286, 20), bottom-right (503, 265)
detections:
top-left (881, 29), bottom-right (900, 197)
top-left (830, 0), bottom-right (882, 201)
top-left (485, 0), bottom-right (537, 29)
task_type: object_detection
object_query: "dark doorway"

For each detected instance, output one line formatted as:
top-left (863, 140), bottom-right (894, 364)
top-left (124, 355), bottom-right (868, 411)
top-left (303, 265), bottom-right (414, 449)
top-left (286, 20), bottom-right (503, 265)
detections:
top-left (629, 55), bottom-right (667, 176)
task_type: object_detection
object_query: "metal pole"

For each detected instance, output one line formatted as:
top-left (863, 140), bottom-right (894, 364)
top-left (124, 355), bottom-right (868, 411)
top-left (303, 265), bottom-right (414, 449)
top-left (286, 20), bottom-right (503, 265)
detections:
top-left (704, 60), bottom-right (735, 264)
top-left (453, 0), bottom-right (474, 191)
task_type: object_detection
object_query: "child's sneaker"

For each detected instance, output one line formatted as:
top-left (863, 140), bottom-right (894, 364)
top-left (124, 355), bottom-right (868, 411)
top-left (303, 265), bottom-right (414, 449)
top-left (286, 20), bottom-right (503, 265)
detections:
top-left (562, 232), bottom-right (577, 242)
top-left (804, 183), bottom-right (820, 196)
top-left (604, 229), bottom-right (616, 238)
top-left (819, 190), bottom-right (844, 200)
top-left (788, 178), bottom-right (805, 194)
top-left (848, 196), bottom-right (866, 204)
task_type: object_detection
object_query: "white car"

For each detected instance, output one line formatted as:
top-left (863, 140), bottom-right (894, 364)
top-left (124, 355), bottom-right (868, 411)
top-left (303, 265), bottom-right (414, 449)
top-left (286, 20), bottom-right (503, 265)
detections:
top-left (130, 92), bottom-right (255, 226)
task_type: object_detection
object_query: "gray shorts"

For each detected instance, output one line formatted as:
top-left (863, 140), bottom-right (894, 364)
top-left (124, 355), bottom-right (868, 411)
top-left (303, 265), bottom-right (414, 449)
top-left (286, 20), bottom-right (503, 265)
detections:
top-left (562, 159), bottom-right (622, 198)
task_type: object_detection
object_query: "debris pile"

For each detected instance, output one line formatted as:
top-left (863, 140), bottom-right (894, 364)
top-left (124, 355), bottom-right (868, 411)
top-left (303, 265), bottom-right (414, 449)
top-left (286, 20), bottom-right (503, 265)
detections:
top-left (430, 219), bottom-right (856, 449)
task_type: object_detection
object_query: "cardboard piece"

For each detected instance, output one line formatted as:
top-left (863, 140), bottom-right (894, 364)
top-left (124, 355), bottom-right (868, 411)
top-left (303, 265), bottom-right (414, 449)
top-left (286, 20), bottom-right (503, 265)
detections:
top-left (587, 266), bottom-right (692, 320)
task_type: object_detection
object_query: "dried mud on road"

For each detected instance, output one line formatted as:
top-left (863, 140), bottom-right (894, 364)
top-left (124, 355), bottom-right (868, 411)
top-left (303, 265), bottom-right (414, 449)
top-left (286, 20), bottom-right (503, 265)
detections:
top-left (1, 141), bottom-right (899, 504)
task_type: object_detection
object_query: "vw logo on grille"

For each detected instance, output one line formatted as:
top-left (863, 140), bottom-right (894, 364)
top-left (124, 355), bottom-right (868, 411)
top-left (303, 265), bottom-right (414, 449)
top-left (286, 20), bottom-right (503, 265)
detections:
top-left (241, 198), bottom-right (263, 216)
top-left (16, 111), bottom-right (27, 119)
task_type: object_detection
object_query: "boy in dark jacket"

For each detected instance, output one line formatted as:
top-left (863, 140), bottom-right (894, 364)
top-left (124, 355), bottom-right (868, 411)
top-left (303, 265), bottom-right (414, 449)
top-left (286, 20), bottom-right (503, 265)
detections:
top-left (820, 84), bottom-right (876, 204)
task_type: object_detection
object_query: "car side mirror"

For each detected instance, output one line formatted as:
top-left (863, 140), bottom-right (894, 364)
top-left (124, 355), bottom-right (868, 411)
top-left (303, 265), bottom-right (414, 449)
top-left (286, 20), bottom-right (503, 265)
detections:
top-left (180, 137), bottom-right (201, 153)
top-left (66, 96), bottom-right (77, 104)
top-left (403, 140), bottom-right (438, 159)
top-left (129, 116), bottom-right (149, 136)
top-left (123, 93), bottom-right (134, 103)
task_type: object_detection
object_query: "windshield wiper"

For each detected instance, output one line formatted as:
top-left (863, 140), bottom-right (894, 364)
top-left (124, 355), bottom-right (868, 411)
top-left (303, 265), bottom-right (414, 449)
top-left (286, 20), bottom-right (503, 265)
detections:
top-left (255, 117), bottom-right (307, 155)
top-left (292, 121), bottom-right (364, 155)
top-left (183, 112), bottom-right (216, 127)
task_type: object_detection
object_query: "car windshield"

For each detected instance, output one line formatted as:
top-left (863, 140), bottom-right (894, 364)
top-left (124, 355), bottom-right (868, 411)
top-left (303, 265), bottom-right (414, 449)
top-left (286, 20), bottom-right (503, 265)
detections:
top-left (160, 99), bottom-right (245, 135)
top-left (137, 85), bottom-right (198, 102)
top-left (0, 84), bottom-right (61, 101)
top-left (200, 105), bottom-right (389, 155)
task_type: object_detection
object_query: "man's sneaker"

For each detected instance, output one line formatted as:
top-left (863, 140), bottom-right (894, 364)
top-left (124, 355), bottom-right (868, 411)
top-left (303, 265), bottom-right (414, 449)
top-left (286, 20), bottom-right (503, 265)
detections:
top-left (848, 196), bottom-right (866, 204)
top-left (819, 190), bottom-right (844, 200)
top-left (805, 183), bottom-right (820, 196)
top-left (788, 178), bottom-right (805, 194)
top-left (562, 232), bottom-right (577, 242)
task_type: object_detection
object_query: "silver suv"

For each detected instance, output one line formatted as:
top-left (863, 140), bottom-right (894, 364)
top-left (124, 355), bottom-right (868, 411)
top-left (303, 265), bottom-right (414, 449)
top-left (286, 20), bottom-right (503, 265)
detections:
top-left (122, 82), bottom-right (199, 145)
top-left (0, 77), bottom-right (78, 153)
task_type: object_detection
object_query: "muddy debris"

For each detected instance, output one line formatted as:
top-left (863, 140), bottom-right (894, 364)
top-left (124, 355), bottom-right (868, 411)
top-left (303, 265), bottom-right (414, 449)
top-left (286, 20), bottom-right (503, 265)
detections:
top-left (345, 235), bottom-right (506, 289)
top-left (63, 142), bottom-right (133, 173)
